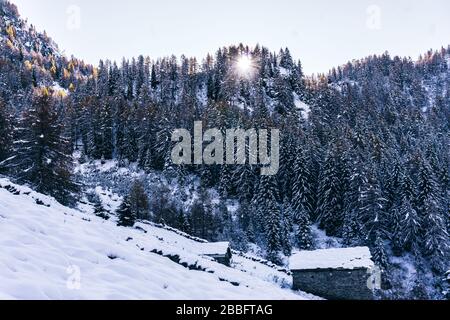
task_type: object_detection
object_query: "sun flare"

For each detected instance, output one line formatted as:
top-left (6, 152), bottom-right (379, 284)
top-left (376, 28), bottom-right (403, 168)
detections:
top-left (237, 55), bottom-right (253, 74)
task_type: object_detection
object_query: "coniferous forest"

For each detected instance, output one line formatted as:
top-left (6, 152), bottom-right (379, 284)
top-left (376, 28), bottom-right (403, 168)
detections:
top-left (0, 1), bottom-right (448, 299)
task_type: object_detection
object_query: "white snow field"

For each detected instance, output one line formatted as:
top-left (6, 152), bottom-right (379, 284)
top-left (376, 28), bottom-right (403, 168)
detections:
top-left (0, 178), bottom-right (314, 300)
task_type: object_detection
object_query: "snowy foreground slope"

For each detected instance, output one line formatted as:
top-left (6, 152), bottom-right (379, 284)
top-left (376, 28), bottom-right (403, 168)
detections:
top-left (0, 178), bottom-right (314, 300)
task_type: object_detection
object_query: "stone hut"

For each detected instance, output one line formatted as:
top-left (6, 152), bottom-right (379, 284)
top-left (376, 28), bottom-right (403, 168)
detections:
top-left (289, 247), bottom-right (375, 300)
top-left (198, 242), bottom-right (232, 266)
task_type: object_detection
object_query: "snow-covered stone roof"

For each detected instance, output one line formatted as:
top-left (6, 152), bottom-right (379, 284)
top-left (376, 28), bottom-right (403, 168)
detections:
top-left (289, 247), bottom-right (374, 271)
top-left (197, 242), bottom-right (230, 256)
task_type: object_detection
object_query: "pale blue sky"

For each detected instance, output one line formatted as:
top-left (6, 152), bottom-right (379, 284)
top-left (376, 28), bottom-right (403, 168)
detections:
top-left (11, 0), bottom-right (450, 74)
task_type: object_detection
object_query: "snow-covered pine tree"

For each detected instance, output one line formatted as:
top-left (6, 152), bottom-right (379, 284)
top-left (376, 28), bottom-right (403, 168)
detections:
top-left (82, 95), bottom-right (102, 159)
top-left (296, 206), bottom-right (313, 250)
top-left (153, 110), bottom-right (175, 171)
top-left (401, 172), bottom-right (416, 202)
top-left (389, 204), bottom-right (404, 255)
top-left (233, 164), bottom-right (256, 202)
top-left (388, 171), bottom-right (415, 254)
top-left (117, 196), bottom-right (135, 227)
top-left (252, 175), bottom-right (279, 230)
top-left (252, 175), bottom-right (285, 263)
top-left (176, 211), bottom-right (191, 234)
top-left (385, 162), bottom-right (403, 212)
top-left (277, 132), bottom-right (296, 200)
top-left (280, 199), bottom-right (293, 255)
top-left (190, 187), bottom-right (217, 240)
top-left (342, 209), bottom-right (364, 246)
top-left (316, 149), bottom-right (345, 236)
top-left (291, 148), bottom-right (314, 217)
top-left (265, 200), bottom-right (283, 264)
top-left (280, 48), bottom-right (304, 95)
top-left (416, 160), bottom-right (440, 220)
top-left (137, 103), bottom-right (157, 172)
top-left (438, 167), bottom-right (449, 198)
top-left (343, 164), bottom-right (370, 247)
top-left (135, 55), bottom-right (147, 95)
top-left (97, 97), bottom-right (114, 160)
top-left (128, 180), bottom-right (150, 221)
top-left (11, 88), bottom-right (77, 205)
top-left (272, 70), bottom-right (295, 115)
top-left (150, 64), bottom-right (159, 90)
top-left (358, 170), bottom-right (387, 243)
top-left (372, 232), bottom-right (389, 270)
top-left (219, 165), bottom-right (234, 198)
top-left (414, 160), bottom-right (448, 261)
top-left (398, 198), bottom-right (421, 254)
top-left (96, 60), bottom-right (110, 97)
top-left (117, 101), bottom-right (139, 163)
top-left (92, 194), bottom-right (110, 220)
top-left (422, 199), bottom-right (449, 271)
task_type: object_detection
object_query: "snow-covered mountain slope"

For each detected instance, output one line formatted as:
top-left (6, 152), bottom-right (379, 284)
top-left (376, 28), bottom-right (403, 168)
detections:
top-left (0, 1), bottom-right (60, 59)
top-left (0, 178), bottom-right (314, 300)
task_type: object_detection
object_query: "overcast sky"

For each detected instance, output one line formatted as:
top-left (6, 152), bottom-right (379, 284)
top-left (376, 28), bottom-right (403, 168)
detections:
top-left (10, 0), bottom-right (450, 74)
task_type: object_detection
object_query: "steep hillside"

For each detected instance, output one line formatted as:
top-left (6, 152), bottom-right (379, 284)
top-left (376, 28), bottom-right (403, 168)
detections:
top-left (0, 1), bottom-right (93, 102)
top-left (0, 178), bottom-right (314, 300)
